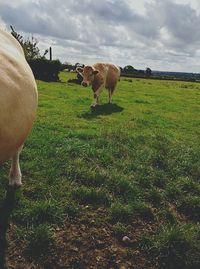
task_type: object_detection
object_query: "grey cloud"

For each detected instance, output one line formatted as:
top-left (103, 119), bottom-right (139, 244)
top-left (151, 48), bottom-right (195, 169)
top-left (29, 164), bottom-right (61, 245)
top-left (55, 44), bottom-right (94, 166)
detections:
top-left (155, 1), bottom-right (200, 52)
top-left (1, 0), bottom-right (200, 72)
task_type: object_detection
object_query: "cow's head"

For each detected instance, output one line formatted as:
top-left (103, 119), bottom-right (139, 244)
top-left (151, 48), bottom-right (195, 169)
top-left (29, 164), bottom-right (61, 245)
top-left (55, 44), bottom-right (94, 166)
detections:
top-left (76, 66), bottom-right (99, 87)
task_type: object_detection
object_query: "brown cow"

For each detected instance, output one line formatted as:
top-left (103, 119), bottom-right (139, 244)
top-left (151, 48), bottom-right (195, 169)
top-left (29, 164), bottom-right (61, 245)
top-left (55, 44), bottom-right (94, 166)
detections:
top-left (76, 63), bottom-right (120, 107)
top-left (0, 29), bottom-right (38, 187)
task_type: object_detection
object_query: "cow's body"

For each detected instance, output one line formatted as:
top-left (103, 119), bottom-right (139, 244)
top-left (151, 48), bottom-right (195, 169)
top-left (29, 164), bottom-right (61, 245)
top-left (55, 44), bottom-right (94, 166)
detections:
top-left (77, 63), bottom-right (120, 107)
top-left (0, 29), bottom-right (38, 186)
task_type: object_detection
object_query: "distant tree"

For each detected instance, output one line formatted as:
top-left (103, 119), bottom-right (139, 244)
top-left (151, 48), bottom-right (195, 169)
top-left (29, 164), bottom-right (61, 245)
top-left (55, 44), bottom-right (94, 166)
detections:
top-left (23, 36), bottom-right (41, 60)
top-left (119, 66), bottom-right (123, 74)
top-left (75, 63), bottom-right (84, 68)
top-left (123, 65), bottom-right (136, 74)
top-left (64, 61), bottom-right (72, 67)
top-left (146, 67), bottom-right (152, 77)
top-left (61, 62), bottom-right (72, 71)
top-left (10, 25), bottom-right (41, 60)
top-left (10, 25), bottom-right (24, 47)
top-left (137, 70), bottom-right (145, 75)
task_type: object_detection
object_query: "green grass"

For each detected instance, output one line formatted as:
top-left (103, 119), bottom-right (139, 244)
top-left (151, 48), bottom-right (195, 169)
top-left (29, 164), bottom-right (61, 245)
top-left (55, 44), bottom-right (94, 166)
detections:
top-left (112, 222), bottom-right (130, 238)
top-left (140, 224), bottom-right (200, 269)
top-left (26, 224), bottom-right (54, 259)
top-left (0, 72), bottom-right (200, 268)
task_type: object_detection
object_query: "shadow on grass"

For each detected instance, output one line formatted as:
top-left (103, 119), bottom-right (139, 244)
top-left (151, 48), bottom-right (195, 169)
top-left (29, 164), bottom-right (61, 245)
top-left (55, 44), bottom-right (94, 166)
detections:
top-left (0, 187), bottom-right (17, 269)
top-left (81, 103), bottom-right (124, 119)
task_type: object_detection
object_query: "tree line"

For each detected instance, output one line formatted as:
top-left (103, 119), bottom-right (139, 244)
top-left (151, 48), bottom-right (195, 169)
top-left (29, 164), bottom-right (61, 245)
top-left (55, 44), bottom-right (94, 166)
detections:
top-left (10, 26), bottom-right (152, 81)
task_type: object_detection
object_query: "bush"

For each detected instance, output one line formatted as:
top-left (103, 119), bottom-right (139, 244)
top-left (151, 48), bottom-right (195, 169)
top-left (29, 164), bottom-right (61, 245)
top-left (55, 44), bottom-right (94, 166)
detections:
top-left (28, 58), bottom-right (62, 82)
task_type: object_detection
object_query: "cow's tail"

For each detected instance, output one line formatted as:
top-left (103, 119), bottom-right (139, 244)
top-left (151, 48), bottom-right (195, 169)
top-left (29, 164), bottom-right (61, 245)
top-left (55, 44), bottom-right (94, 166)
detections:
top-left (118, 66), bottom-right (121, 81)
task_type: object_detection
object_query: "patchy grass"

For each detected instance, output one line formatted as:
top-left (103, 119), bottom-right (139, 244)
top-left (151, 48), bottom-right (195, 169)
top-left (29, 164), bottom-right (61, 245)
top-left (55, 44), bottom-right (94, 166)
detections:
top-left (141, 224), bottom-right (200, 269)
top-left (178, 195), bottom-right (200, 221)
top-left (72, 186), bottom-right (111, 206)
top-left (0, 72), bottom-right (200, 268)
top-left (26, 224), bottom-right (54, 259)
top-left (112, 222), bottom-right (130, 238)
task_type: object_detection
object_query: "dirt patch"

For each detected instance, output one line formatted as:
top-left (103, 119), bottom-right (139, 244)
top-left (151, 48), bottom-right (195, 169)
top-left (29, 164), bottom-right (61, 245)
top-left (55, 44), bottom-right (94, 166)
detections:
top-left (6, 207), bottom-right (156, 269)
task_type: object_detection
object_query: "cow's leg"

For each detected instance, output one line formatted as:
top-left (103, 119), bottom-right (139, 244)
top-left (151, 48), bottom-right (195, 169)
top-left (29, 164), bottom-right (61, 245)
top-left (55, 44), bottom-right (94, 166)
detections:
top-left (108, 88), bottom-right (115, 104)
top-left (108, 90), bottom-right (113, 104)
top-left (91, 86), bottom-right (103, 107)
top-left (9, 146), bottom-right (23, 187)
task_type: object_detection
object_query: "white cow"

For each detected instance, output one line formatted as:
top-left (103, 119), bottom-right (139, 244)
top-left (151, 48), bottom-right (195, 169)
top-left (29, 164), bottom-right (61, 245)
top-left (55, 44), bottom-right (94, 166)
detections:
top-left (0, 29), bottom-right (38, 187)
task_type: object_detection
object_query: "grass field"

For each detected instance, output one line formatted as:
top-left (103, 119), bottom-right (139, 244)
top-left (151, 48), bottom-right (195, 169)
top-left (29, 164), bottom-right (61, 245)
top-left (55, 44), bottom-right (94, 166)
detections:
top-left (0, 72), bottom-right (200, 269)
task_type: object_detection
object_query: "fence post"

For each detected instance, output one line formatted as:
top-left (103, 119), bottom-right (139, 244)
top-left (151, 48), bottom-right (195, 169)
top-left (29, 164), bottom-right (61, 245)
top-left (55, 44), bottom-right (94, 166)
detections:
top-left (49, 47), bottom-right (52, 61)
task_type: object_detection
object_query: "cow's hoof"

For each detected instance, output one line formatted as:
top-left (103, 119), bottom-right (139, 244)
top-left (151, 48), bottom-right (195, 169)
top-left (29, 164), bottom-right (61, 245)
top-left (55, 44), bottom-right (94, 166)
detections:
top-left (9, 175), bottom-right (22, 188)
top-left (90, 105), bottom-right (97, 110)
top-left (8, 181), bottom-right (22, 188)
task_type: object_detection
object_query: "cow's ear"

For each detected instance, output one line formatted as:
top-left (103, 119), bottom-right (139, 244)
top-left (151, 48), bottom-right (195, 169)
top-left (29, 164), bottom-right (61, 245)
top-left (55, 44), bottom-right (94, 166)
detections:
top-left (93, 70), bottom-right (99, 75)
top-left (76, 67), bottom-right (83, 73)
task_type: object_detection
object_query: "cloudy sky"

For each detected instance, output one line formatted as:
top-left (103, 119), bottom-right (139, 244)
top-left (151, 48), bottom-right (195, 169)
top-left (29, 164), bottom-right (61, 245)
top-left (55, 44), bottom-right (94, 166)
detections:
top-left (1, 0), bottom-right (200, 72)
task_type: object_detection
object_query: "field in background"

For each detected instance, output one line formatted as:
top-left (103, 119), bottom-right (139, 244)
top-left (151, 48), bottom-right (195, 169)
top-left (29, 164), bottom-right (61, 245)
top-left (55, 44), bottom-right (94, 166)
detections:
top-left (0, 72), bottom-right (200, 269)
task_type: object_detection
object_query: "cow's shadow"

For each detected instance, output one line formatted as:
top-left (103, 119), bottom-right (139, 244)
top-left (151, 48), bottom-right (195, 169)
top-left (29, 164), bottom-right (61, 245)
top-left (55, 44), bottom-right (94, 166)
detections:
top-left (0, 187), bottom-right (17, 269)
top-left (81, 103), bottom-right (124, 119)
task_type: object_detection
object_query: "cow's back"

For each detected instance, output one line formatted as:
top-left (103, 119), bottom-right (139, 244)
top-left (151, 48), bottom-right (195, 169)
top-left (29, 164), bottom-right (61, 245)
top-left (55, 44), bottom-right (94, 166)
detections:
top-left (93, 63), bottom-right (120, 89)
top-left (0, 29), bottom-right (38, 162)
